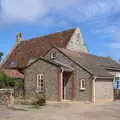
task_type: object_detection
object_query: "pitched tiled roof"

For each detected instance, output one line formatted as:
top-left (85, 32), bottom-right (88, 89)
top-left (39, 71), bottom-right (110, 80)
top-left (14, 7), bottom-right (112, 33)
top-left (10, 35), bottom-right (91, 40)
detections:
top-left (2, 69), bottom-right (24, 79)
top-left (57, 48), bottom-right (120, 78)
top-left (2, 28), bottom-right (76, 69)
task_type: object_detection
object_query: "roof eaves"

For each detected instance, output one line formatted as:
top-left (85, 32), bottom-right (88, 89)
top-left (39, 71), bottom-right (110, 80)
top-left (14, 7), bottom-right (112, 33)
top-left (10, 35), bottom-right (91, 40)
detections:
top-left (95, 76), bottom-right (114, 79)
top-left (105, 67), bottom-right (120, 71)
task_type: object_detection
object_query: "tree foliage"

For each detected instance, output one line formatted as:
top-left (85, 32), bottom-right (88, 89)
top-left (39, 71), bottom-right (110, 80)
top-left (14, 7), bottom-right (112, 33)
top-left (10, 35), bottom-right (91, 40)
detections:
top-left (0, 72), bottom-right (24, 89)
top-left (0, 52), bottom-right (3, 56)
top-left (0, 52), bottom-right (3, 62)
top-left (0, 72), bottom-right (9, 88)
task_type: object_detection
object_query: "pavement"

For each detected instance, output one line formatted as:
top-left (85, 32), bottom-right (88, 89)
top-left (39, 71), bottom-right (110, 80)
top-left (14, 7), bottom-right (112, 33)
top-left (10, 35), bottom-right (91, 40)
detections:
top-left (0, 101), bottom-right (120, 120)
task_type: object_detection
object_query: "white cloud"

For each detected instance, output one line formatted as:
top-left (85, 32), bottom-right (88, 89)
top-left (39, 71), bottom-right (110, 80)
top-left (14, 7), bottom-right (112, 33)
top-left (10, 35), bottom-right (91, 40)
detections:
top-left (1, 0), bottom-right (119, 22)
top-left (1, 0), bottom-right (120, 36)
top-left (63, 0), bottom-right (120, 22)
top-left (1, 0), bottom-right (120, 60)
top-left (1, 0), bottom-right (120, 23)
top-left (1, 0), bottom-right (76, 23)
top-left (1, 0), bottom-right (120, 41)
top-left (1, 0), bottom-right (47, 22)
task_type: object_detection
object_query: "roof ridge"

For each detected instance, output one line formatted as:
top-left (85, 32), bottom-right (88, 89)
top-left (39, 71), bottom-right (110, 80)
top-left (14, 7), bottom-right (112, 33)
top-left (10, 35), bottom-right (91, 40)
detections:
top-left (57, 47), bottom-right (114, 61)
top-left (79, 52), bottom-right (113, 60)
top-left (22, 28), bottom-right (76, 43)
top-left (55, 48), bottom-right (81, 56)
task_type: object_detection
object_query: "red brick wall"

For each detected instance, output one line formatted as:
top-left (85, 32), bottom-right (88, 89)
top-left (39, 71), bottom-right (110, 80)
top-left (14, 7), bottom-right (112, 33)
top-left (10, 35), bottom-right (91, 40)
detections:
top-left (57, 69), bottom-right (63, 101)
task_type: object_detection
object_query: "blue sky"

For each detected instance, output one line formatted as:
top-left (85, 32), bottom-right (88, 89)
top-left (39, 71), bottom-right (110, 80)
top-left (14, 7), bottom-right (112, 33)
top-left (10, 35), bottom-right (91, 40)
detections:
top-left (0, 0), bottom-right (120, 61)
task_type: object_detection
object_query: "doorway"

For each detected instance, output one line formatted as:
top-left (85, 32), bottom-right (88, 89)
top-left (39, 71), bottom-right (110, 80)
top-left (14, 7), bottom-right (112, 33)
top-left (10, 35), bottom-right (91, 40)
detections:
top-left (63, 72), bottom-right (72, 100)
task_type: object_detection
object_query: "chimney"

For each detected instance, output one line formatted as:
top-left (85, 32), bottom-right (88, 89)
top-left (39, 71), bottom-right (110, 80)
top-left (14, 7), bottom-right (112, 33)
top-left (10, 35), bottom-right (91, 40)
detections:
top-left (16, 32), bottom-right (23, 44)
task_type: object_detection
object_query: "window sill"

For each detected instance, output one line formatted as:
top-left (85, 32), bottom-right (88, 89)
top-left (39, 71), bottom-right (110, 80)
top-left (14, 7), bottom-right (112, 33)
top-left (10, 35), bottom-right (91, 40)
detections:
top-left (80, 88), bottom-right (86, 91)
top-left (35, 90), bottom-right (44, 93)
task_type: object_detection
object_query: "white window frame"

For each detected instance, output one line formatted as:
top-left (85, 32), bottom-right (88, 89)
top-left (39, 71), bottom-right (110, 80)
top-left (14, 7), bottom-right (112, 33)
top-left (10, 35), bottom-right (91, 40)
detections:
top-left (36, 74), bottom-right (44, 92)
top-left (80, 79), bottom-right (86, 90)
top-left (50, 52), bottom-right (56, 60)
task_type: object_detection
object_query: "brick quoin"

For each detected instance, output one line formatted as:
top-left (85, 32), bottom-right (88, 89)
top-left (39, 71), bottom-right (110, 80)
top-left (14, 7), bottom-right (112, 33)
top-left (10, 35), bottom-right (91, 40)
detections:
top-left (57, 69), bottom-right (63, 101)
top-left (72, 72), bottom-right (76, 100)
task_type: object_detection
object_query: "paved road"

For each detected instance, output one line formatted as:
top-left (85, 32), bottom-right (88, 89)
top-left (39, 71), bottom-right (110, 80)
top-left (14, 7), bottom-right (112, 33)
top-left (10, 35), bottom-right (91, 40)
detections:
top-left (0, 101), bottom-right (120, 120)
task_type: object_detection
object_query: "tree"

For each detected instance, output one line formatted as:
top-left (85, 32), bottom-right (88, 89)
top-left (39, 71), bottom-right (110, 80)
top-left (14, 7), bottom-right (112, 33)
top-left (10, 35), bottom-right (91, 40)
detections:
top-left (0, 72), bottom-right (24, 89)
top-left (0, 52), bottom-right (3, 62)
top-left (0, 72), bottom-right (10, 88)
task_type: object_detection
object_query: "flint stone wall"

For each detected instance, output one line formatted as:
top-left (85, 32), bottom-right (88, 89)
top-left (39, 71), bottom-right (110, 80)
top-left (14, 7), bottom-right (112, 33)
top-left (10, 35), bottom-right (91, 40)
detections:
top-left (0, 89), bottom-right (14, 105)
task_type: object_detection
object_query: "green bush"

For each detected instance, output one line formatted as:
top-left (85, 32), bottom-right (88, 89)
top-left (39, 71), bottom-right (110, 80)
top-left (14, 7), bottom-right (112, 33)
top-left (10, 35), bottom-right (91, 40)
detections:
top-left (32, 97), bottom-right (46, 106)
top-left (0, 72), bottom-right (9, 88)
top-left (0, 72), bottom-right (24, 89)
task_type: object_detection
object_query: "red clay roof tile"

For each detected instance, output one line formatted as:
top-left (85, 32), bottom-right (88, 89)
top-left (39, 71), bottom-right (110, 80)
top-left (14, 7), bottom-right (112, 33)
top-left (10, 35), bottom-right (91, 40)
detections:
top-left (2, 69), bottom-right (24, 79)
top-left (2, 28), bottom-right (76, 68)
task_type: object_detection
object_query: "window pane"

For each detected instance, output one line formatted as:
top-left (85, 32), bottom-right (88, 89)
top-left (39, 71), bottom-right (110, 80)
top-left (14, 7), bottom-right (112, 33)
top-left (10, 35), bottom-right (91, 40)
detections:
top-left (115, 77), bottom-right (119, 81)
top-left (81, 79), bottom-right (85, 88)
top-left (41, 75), bottom-right (44, 79)
top-left (37, 74), bottom-right (45, 91)
top-left (41, 80), bottom-right (44, 82)
top-left (83, 81), bottom-right (85, 88)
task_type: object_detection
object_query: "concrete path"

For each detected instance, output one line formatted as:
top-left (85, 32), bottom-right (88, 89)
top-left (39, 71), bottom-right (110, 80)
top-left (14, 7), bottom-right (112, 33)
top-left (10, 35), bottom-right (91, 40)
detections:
top-left (0, 101), bottom-right (120, 120)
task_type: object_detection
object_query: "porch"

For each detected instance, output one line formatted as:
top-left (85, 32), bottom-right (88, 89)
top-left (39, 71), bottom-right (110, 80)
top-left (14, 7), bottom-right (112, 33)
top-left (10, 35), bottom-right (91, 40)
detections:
top-left (57, 67), bottom-right (75, 101)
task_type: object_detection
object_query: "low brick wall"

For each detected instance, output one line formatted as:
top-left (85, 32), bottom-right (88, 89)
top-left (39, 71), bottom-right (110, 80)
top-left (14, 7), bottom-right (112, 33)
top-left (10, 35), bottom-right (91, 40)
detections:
top-left (0, 89), bottom-right (14, 105)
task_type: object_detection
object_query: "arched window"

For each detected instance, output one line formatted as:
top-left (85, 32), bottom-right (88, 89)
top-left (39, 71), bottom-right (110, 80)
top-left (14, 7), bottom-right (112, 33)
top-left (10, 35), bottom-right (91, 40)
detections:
top-left (80, 79), bottom-right (86, 90)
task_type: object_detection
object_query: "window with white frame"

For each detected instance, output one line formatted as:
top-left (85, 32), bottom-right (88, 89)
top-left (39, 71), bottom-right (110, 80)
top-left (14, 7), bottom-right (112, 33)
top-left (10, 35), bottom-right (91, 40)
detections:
top-left (50, 52), bottom-right (56, 60)
top-left (80, 79), bottom-right (86, 90)
top-left (36, 74), bottom-right (45, 92)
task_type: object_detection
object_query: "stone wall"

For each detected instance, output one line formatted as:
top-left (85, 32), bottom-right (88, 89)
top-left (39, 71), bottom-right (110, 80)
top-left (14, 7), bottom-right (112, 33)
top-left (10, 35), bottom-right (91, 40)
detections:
top-left (45, 48), bottom-right (92, 101)
top-left (24, 60), bottom-right (58, 101)
top-left (24, 47), bottom-right (92, 102)
top-left (66, 27), bottom-right (88, 53)
top-left (0, 89), bottom-right (14, 105)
